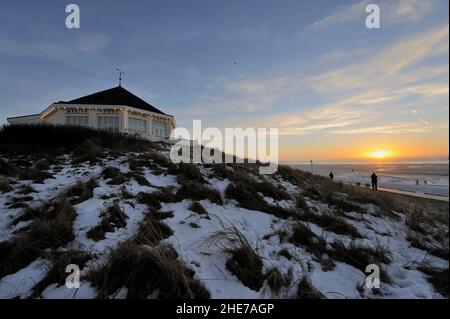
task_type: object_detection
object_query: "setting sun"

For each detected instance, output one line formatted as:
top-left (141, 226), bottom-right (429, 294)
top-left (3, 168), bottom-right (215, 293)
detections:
top-left (369, 150), bottom-right (391, 159)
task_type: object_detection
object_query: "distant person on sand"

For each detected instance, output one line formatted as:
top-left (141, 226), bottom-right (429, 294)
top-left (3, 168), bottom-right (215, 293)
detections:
top-left (416, 180), bottom-right (419, 185)
top-left (329, 172), bottom-right (334, 180)
top-left (371, 173), bottom-right (378, 190)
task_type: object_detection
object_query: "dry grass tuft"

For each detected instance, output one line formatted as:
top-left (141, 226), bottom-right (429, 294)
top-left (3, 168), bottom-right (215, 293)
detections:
top-left (205, 226), bottom-right (263, 291)
top-left (418, 266), bottom-right (449, 298)
top-left (330, 240), bottom-right (392, 283)
top-left (225, 182), bottom-right (292, 219)
top-left (133, 211), bottom-right (174, 245)
top-left (290, 223), bottom-right (329, 260)
top-left (87, 242), bottom-right (210, 299)
top-left (297, 276), bottom-right (325, 299)
top-left (189, 201), bottom-right (208, 215)
top-left (67, 178), bottom-right (98, 205)
top-left (177, 181), bottom-right (223, 205)
top-left (31, 250), bottom-right (92, 298)
top-left (0, 198), bottom-right (77, 279)
top-left (0, 178), bottom-right (12, 193)
top-left (297, 210), bottom-right (362, 238)
top-left (264, 267), bottom-right (287, 295)
top-left (87, 203), bottom-right (128, 241)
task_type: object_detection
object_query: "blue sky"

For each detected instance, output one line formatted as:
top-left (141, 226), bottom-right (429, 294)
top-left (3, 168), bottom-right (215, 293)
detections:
top-left (0, 0), bottom-right (448, 161)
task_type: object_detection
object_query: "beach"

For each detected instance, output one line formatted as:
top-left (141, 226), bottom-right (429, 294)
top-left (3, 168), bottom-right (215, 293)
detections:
top-left (286, 162), bottom-right (449, 198)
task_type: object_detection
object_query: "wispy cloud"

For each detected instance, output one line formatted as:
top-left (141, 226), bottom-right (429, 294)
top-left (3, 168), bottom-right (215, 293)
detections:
top-left (307, 24), bottom-right (449, 94)
top-left (310, 0), bottom-right (370, 30)
top-left (310, 0), bottom-right (439, 29)
top-left (185, 23), bottom-right (448, 138)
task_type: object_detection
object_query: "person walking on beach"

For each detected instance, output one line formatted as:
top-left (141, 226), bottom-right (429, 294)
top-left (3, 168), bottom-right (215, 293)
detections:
top-left (371, 172), bottom-right (378, 190)
top-left (329, 172), bottom-right (334, 180)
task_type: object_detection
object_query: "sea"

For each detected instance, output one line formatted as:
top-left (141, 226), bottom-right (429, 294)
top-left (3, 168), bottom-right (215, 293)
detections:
top-left (284, 161), bottom-right (449, 198)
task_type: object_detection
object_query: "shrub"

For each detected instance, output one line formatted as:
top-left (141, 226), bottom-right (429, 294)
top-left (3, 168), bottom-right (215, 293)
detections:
top-left (87, 242), bottom-right (210, 299)
top-left (405, 210), bottom-right (427, 234)
top-left (330, 240), bottom-right (391, 282)
top-left (35, 159), bottom-right (50, 171)
top-left (87, 203), bottom-right (128, 241)
top-left (133, 211), bottom-right (174, 245)
top-left (18, 166), bottom-right (52, 183)
top-left (290, 223), bottom-right (328, 259)
top-left (418, 266), bottom-right (449, 298)
top-left (151, 187), bottom-right (182, 204)
top-left (209, 164), bottom-right (231, 180)
top-left (297, 211), bottom-right (362, 238)
top-left (31, 251), bottom-right (92, 298)
top-left (406, 231), bottom-right (449, 260)
top-left (264, 268), bottom-right (286, 295)
top-left (177, 182), bottom-right (223, 205)
top-left (225, 182), bottom-right (292, 219)
top-left (206, 226), bottom-right (263, 291)
top-left (67, 178), bottom-right (98, 205)
top-left (102, 166), bottom-right (126, 185)
top-left (0, 178), bottom-right (12, 193)
top-left (175, 163), bottom-right (205, 184)
top-left (276, 165), bottom-right (314, 186)
top-left (0, 198), bottom-right (77, 279)
top-left (18, 183), bottom-right (36, 195)
top-left (131, 173), bottom-right (151, 187)
top-left (295, 194), bottom-right (310, 213)
top-left (0, 124), bottom-right (156, 156)
top-left (137, 192), bottom-right (162, 210)
top-left (189, 201), bottom-right (208, 215)
top-left (278, 249), bottom-right (293, 260)
top-left (0, 158), bottom-right (18, 177)
top-left (73, 139), bottom-right (103, 163)
top-left (297, 276), bottom-right (325, 299)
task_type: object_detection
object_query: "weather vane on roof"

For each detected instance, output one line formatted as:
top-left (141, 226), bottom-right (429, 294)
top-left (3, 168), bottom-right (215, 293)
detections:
top-left (116, 68), bottom-right (124, 87)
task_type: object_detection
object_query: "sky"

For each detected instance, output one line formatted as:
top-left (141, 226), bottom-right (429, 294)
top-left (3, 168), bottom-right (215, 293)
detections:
top-left (0, 0), bottom-right (448, 162)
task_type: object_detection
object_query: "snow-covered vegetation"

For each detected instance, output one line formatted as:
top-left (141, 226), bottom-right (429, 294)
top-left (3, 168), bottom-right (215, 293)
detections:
top-left (0, 125), bottom-right (448, 299)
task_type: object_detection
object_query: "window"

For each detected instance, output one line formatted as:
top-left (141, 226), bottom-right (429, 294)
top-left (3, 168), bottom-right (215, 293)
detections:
top-left (152, 120), bottom-right (168, 138)
top-left (67, 115), bottom-right (89, 127)
top-left (129, 117), bottom-right (146, 134)
top-left (97, 116), bottom-right (120, 132)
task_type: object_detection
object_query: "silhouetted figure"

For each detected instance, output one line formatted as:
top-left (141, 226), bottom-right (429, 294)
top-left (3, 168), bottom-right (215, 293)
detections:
top-left (424, 180), bottom-right (428, 185)
top-left (329, 172), bottom-right (334, 180)
top-left (371, 173), bottom-right (378, 190)
top-left (416, 180), bottom-right (419, 185)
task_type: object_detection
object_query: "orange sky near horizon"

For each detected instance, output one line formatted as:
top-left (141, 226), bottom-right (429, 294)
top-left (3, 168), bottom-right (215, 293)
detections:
top-left (279, 130), bottom-right (449, 162)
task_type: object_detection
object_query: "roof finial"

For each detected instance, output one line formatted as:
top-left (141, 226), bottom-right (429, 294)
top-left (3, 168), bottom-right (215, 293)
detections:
top-left (116, 68), bottom-right (124, 87)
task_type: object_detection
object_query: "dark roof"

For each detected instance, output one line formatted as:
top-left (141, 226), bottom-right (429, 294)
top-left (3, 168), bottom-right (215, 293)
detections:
top-left (58, 86), bottom-right (169, 116)
top-left (7, 114), bottom-right (40, 120)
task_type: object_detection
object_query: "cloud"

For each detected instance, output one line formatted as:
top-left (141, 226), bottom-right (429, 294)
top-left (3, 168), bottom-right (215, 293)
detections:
top-left (310, 0), bottom-right (439, 30)
top-left (182, 23), bottom-right (448, 140)
top-left (306, 24), bottom-right (449, 94)
top-left (329, 122), bottom-right (435, 135)
top-left (310, 0), bottom-right (370, 30)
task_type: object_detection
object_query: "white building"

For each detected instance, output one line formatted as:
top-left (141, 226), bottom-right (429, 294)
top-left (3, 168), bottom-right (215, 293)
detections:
top-left (7, 85), bottom-right (176, 141)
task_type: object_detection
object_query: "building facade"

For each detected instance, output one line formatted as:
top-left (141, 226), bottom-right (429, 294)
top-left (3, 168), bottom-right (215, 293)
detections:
top-left (7, 86), bottom-right (176, 141)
